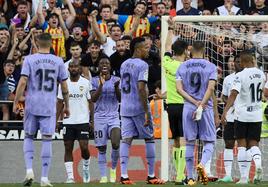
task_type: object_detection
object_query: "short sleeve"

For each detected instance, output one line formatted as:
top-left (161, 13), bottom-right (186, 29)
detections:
top-left (21, 57), bottom-right (30, 77)
top-left (91, 77), bottom-right (98, 91)
top-left (162, 53), bottom-right (172, 70)
top-left (265, 80), bottom-right (268, 89)
top-left (209, 64), bottom-right (217, 81)
top-left (138, 63), bottom-right (148, 82)
top-left (118, 15), bottom-right (129, 27)
top-left (176, 66), bottom-right (182, 81)
top-left (58, 60), bottom-right (68, 82)
top-left (222, 78), bottom-right (228, 96)
top-left (148, 16), bottom-right (158, 23)
top-left (232, 74), bottom-right (242, 93)
top-left (57, 84), bottom-right (63, 100)
top-left (42, 21), bottom-right (49, 31)
top-left (86, 82), bottom-right (91, 100)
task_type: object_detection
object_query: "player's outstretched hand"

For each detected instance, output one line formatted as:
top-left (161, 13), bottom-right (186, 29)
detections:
top-left (12, 103), bottom-right (19, 114)
top-left (144, 112), bottom-right (150, 126)
top-left (63, 107), bottom-right (70, 119)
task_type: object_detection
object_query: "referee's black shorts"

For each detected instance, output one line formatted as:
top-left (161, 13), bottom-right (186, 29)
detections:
top-left (167, 104), bottom-right (184, 139)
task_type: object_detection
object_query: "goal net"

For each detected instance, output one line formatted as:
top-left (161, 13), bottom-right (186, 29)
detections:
top-left (160, 15), bottom-right (268, 182)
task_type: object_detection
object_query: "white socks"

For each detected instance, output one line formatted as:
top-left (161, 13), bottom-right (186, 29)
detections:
top-left (65, 162), bottom-right (74, 179)
top-left (237, 147), bottom-right (247, 180)
top-left (204, 158), bottom-right (212, 176)
top-left (224, 149), bottom-right (233, 177)
top-left (83, 159), bottom-right (90, 171)
top-left (249, 146), bottom-right (262, 170)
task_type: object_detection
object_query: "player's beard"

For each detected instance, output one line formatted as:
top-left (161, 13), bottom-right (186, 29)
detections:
top-left (70, 71), bottom-right (80, 78)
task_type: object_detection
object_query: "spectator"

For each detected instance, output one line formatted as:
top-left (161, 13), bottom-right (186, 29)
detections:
top-left (46, 0), bottom-right (59, 19)
top-left (121, 35), bottom-right (132, 50)
top-left (202, 9), bottom-right (212, 15)
top-left (150, 2), bottom-right (166, 38)
top-left (91, 10), bottom-right (124, 57)
top-left (97, 4), bottom-right (114, 36)
top-left (7, 33), bottom-right (21, 83)
top-left (116, 0), bottom-right (135, 15)
top-left (73, 0), bottom-right (91, 31)
top-left (113, 1), bottom-right (158, 38)
top-left (61, 0), bottom-right (76, 29)
top-left (246, 0), bottom-right (268, 15)
top-left (1, 60), bottom-right (16, 125)
top-left (65, 23), bottom-right (88, 60)
top-left (81, 40), bottom-right (107, 79)
top-left (37, 0), bottom-right (69, 59)
top-left (64, 41), bottom-right (83, 74)
top-left (176, 0), bottom-right (201, 15)
top-left (110, 39), bottom-right (131, 77)
top-left (214, 0), bottom-right (241, 15)
top-left (10, 0), bottom-right (31, 31)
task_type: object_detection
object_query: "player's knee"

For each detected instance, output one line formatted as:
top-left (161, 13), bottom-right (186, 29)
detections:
top-left (97, 145), bottom-right (107, 153)
top-left (145, 139), bottom-right (155, 144)
top-left (64, 142), bottom-right (74, 153)
top-left (122, 138), bottom-right (133, 145)
top-left (225, 140), bottom-right (235, 149)
top-left (111, 142), bottom-right (120, 150)
top-left (25, 133), bottom-right (34, 140)
top-left (42, 134), bottom-right (53, 140)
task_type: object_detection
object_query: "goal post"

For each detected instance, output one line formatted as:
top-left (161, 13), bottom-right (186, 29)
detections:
top-left (160, 15), bottom-right (268, 181)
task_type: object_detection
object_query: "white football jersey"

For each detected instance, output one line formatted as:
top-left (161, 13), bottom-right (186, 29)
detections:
top-left (222, 73), bottom-right (236, 122)
top-left (58, 76), bottom-right (91, 124)
top-left (232, 67), bottom-right (265, 122)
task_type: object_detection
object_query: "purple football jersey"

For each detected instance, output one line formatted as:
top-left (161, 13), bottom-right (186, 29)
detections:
top-left (91, 75), bottom-right (120, 119)
top-left (176, 59), bottom-right (217, 108)
top-left (21, 53), bottom-right (68, 116)
top-left (120, 58), bottom-right (149, 117)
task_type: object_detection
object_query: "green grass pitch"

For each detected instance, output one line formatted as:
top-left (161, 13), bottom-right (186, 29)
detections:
top-left (1, 182), bottom-right (268, 187)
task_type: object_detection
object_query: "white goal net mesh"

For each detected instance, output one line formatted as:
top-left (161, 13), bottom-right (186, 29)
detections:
top-left (162, 17), bottom-right (268, 182)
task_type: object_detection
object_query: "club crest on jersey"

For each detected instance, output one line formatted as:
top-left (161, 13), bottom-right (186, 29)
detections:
top-left (79, 86), bottom-right (84, 92)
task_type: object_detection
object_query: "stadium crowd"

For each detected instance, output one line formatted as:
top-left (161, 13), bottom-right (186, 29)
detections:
top-left (0, 0), bottom-right (268, 124)
top-left (0, 0), bottom-right (267, 185)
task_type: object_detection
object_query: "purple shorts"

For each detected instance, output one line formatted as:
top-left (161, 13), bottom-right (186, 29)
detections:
top-left (94, 117), bottom-right (120, 147)
top-left (183, 106), bottom-right (216, 142)
top-left (24, 111), bottom-right (56, 136)
top-left (121, 113), bottom-right (154, 139)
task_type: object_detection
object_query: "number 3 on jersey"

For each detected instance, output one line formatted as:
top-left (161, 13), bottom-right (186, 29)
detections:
top-left (122, 73), bottom-right (131, 94)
